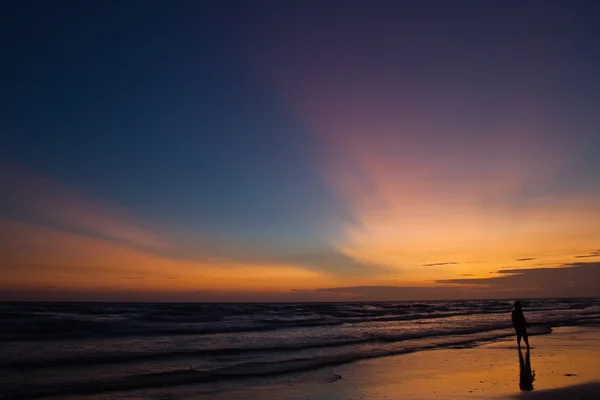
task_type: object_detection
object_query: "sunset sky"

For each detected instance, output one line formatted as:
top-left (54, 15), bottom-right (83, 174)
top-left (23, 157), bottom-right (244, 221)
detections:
top-left (2, 1), bottom-right (600, 301)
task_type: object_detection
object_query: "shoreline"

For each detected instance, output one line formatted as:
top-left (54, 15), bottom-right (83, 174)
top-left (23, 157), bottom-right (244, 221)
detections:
top-left (3, 312), bottom-right (597, 400)
top-left (172, 325), bottom-right (600, 400)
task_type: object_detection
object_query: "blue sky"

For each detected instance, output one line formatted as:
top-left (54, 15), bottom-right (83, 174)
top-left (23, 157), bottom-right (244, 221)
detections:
top-left (3, 2), bottom-right (344, 248)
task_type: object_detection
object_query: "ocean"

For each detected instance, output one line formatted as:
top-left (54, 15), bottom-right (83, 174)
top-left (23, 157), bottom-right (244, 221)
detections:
top-left (1, 298), bottom-right (599, 399)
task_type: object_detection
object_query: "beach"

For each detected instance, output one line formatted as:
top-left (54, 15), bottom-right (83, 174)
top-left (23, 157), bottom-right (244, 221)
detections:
top-left (183, 326), bottom-right (600, 400)
top-left (1, 300), bottom-right (599, 399)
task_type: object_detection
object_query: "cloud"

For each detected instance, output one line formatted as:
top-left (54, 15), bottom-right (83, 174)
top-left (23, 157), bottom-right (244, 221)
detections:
top-left (0, 199), bottom-right (335, 298)
top-left (0, 163), bottom-right (382, 279)
top-left (421, 262), bottom-right (459, 267)
top-left (435, 262), bottom-right (600, 297)
top-left (516, 258), bottom-right (536, 261)
top-left (574, 249), bottom-right (600, 259)
top-left (0, 163), bottom-right (169, 252)
top-left (3, 161), bottom-right (600, 301)
top-left (0, 164), bottom-right (384, 301)
top-left (294, 263), bottom-right (600, 300)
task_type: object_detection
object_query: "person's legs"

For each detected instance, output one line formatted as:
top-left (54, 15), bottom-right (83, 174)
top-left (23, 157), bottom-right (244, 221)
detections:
top-left (523, 331), bottom-right (530, 349)
top-left (517, 332), bottom-right (522, 348)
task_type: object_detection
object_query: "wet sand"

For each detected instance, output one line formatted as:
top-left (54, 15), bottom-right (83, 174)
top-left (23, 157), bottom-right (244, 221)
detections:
top-left (185, 326), bottom-right (600, 400)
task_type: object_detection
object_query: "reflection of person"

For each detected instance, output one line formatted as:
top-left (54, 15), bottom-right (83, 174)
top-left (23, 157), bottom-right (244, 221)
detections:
top-left (518, 348), bottom-right (535, 391)
top-left (512, 301), bottom-right (530, 348)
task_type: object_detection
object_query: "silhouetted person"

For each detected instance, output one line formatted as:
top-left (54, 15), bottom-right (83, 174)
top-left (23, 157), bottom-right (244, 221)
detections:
top-left (518, 347), bottom-right (535, 391)
top-left (512, 301), bottom-right (530, 348)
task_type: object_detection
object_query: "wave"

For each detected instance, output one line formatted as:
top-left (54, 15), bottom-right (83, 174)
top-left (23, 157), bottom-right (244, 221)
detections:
top-left (2, 299), bottom-right (599, 399)
top-left (0, 309), bottom-right (524, 342)
top-left (0, 326), bottom-right (554, 400)
top-left (0, 319), bottom-right (567, 371)
top-left (1, 299), bottom-right (598, 342)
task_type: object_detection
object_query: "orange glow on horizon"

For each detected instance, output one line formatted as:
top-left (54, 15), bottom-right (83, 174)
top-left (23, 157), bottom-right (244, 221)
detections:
top-left (253, 23), bottom-right (600, 286)
top-left (2, 146), bottom-right (600, 301)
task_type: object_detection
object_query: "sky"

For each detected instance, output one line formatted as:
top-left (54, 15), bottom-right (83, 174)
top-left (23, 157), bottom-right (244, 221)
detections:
top-left (1, 1), bottom-right (600, 302)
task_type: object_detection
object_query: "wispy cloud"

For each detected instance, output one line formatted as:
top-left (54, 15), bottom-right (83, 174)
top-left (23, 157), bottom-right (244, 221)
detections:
top-left (422, 262), bottom-right (459, 267)
top-left (516, 258), bottom-right (536, 261)
top-left (1, 163), bottom-right (382, 280)
top-left (574, 250), bottom-right (600, 259)
top-left (0, 165), bottom-right (349, 299)
top-left (0, 163), bottom-right (169, 252)
top-left (0, 215), bottom-right (334, 295)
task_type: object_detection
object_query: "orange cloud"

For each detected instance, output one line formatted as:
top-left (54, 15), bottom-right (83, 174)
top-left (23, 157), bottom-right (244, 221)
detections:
top-left (0, 214), bottom-right (330, 294)
top-left (0, 165), bottom-right (341, 299)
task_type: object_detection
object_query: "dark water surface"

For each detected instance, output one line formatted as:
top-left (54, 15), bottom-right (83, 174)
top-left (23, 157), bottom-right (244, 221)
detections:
top-left (1, 298), bottom-right (599, 399)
